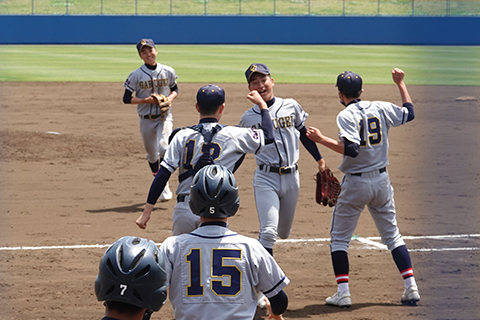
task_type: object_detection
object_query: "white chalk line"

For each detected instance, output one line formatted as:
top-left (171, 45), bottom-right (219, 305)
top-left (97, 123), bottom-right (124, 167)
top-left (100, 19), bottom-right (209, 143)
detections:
top-left (1, 234), bottom-right (479, 252)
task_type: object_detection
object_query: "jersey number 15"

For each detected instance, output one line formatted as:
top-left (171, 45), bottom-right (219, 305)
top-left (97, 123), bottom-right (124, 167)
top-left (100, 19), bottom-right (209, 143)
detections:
top-left (186, 248), bottom-right (242, 297)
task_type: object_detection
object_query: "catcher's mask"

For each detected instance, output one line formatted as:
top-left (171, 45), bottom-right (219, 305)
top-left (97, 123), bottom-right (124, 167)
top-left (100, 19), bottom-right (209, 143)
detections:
top-left (94, 236), bottom-right (167, 312)
top-left (189, 165), bottom-right (240, 218)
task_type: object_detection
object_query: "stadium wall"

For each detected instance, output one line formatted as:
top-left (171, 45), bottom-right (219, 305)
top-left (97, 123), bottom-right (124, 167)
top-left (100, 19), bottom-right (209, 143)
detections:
top-left (1, 15), bottom-right (479, 45)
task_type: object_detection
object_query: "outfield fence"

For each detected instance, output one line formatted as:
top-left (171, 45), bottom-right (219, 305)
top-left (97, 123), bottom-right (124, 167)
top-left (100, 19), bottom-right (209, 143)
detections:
top-left (1, 0), bottom-right (479, 16)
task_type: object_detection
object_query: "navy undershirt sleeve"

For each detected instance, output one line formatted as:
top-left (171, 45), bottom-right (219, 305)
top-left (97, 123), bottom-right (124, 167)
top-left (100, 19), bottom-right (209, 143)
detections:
top-left (261, 109), bottom-right (274, 145)
top-left (146, 166), bottom-right (172, 205)
top-left (404, 102), bottom-right (415, 122)
top-left (170, 83), bottom-right (179, 94)
top-left (344, 138), bottom-right (360, 158)
top-left (269, 290), bottom-right (288, 315)
top-left (123, 89), bottom-right (133, 104)
top-left (299, 127), bottom-right (322, 161)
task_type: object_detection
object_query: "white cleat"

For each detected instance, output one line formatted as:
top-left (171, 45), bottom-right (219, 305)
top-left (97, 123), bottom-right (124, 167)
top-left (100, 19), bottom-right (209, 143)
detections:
top-left (159, 182), bottom-right (173, 202)
top-left (257, 292), bottom-right (267, 309)
top-left (326, 291), bottom-right (352, 308)
top-left (401, 285), bottom-right (420, 306)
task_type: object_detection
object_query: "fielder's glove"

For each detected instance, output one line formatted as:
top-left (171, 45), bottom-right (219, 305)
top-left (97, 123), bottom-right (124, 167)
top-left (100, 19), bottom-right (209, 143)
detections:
top-left (315, 168), bottom-right (341, 207)
top-left (151, 93), bottom-right (171, 120)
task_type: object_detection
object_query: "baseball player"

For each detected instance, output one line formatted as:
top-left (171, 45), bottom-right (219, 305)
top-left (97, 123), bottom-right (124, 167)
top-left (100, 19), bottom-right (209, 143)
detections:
top-left (306, 68), bottom-right (420, 307)
top-left (160, 165), bottom-right (289, 320)
top-left (238, 63), bottom-right (327, 256)
top-left (123, 38), bottom-right (179, 201)
top-left (95, 236), bottom-right (167, 320)
top-left (135, 84), bottom-right (275, 235)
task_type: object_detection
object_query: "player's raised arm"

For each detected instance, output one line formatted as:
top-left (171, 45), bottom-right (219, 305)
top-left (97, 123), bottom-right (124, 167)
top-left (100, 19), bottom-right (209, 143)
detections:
top-left (392, 68), bottom-right (415, 122)
top-left (392, 68), bottom-right (412, 105)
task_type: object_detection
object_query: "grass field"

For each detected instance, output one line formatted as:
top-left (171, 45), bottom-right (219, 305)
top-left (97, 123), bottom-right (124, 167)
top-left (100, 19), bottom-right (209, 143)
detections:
top-left (0, 45), bottom-right (479, 85)
top-left (1, 0), bottom-right (479, 16)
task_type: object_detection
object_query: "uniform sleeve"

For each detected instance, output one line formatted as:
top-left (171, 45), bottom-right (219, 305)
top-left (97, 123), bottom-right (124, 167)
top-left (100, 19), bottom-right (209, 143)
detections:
top-left (251, 241), bottom-right (290, 298)
top-left (159, 237), bottom-right (177, 287)
top-left (227, 127), bottom-right (265, 155)
top-left (161, 132), bottom-right (184, 173)
top-left (123, 71), bottom-right (137, 93)
top-left (337, 110), bottom-right (361, 144)
top-left (381, 102), bottom-right (409, 127)
top-left (292, 99), bottom-right (308, 129)
top-left (166, 66), bottom-right (179, 88)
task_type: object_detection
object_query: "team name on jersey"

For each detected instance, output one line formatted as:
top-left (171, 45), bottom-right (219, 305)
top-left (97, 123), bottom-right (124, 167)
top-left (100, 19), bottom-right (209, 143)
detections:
top-left (251, 115), bottom-right (294, 130)
top-left (139, 78), bottom-right (168, 89)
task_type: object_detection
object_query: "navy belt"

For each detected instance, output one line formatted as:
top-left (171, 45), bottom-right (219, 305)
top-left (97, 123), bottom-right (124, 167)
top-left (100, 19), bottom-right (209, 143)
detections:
top-left (142, 114), bottom-right (162, 120)
top-left (177, 194), bottom-right (189, 202)
top-left (351, 167), bottom-right (386, 176)
top-left (259, 164), bottom-right (298, 175)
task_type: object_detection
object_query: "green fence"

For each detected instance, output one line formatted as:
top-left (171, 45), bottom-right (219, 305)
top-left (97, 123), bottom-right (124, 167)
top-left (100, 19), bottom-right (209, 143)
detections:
top-left (1, 0), bottom-right (479, 16)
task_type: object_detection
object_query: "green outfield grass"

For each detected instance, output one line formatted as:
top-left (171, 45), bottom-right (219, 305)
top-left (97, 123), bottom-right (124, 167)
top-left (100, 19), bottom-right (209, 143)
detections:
top-left (0, 45), bottom-right (479, 85)
top-left (2, 0), bottom-right (479, 15)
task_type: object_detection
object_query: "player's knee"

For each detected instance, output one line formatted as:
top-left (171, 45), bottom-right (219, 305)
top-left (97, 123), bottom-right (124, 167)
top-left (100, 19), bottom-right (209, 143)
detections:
top-left (277, 229), bottom-right (291, 239)
top-left (385, 238), bottom-right (406, 252)
top-left (330, 240), bottom-right (350, 252)
top-left (259, 229), bottom-right (277, 248)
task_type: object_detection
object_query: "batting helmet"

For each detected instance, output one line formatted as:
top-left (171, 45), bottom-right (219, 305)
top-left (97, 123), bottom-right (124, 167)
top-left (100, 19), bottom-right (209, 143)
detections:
top-left (94, 236), bottom-right (167, 312)
top-left (189, 164), bottom-right (240, 218)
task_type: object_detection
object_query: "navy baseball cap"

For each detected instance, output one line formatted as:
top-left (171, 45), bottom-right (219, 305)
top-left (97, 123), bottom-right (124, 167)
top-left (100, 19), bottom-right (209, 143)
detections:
top-left (197, 84), bottom-right (225, 108)
top-left (136, 39), bottom-right (156, 52)
top-left (245, 63), bottom-right (270, 82)
top-left (336, 71), bottom-right (363, 93)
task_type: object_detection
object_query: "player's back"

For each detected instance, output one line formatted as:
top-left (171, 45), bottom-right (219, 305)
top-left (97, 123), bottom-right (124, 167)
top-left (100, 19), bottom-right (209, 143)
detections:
top-left (164, 122), bottom-right (264, 195)
top-left (160, 225), bottom-right (288, 320)
top-left (337, 100), bottom-right (407, 173)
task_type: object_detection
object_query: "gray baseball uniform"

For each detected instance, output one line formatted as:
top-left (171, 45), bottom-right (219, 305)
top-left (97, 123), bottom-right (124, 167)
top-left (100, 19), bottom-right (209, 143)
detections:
top-left (238, 97), bottom-right (307, 249)
top-left (124, 63), bottom-right (178, 164)
top-left (162, 121), bottom-right (265, 235)
top-left (332, 100), bottom-right (410, 252)
top-left (160, 224), bottom-right (289, 320)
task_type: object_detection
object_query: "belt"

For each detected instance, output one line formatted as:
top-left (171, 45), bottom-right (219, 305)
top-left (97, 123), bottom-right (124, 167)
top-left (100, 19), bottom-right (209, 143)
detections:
top-left (142, 114), bottom-right (162, 120)
top-left (259, 164), bottom-right (298, 175)
top-left (351, 167), bottom-right (386, 176)
top-left (177, 194), bottom-right (189, 202)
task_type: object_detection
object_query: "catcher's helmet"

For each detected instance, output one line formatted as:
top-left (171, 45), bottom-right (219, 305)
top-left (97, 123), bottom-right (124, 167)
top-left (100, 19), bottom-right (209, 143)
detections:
top-left (94, 236), bottom-right (167, 312)
top-left (189, 164), bottom-right (239, 218)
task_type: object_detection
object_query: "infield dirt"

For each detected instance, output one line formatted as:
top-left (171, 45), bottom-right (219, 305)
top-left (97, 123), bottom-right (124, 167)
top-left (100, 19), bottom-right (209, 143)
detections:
top-left (0, 82), bottom-right (479, 319)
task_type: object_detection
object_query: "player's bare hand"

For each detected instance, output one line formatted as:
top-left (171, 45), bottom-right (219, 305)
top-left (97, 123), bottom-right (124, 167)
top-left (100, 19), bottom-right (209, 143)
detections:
top-left (247, 90), bottom-right (268, 110)
top-left (265, 297), bottom-right (284, 320)
top-left (306, 126), bottom-right (323, 143)
top-left (392, 68), bottom-right (405, 85)
top-left (145, 96), bottom-right (158, 104)
top-left (136, 204), bottom-right (153, 229)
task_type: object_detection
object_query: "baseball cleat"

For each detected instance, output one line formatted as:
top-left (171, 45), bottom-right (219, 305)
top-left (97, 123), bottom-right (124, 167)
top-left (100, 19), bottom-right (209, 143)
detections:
top-left (257, 292), bottom-right (267, 309)
top-left (401, 285), bottom-right (420, 306)
top-left (159, 182), bottom-right (173, 202)
top-left (326, 291), bottom-right (352, 308)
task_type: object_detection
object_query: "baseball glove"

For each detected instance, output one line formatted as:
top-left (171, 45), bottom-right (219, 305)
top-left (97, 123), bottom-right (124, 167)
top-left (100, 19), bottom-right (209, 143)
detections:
top-left (151, 93), bottom-right (171, 119)
top-left (315, 168), bottom-right (341, 207)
